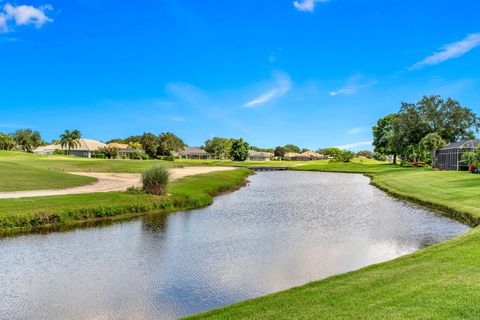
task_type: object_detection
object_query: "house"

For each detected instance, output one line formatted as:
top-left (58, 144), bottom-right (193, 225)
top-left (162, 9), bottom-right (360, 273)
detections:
top-left (177, 147), bottom-right (210, 159)
top-left (33, 144), bottom-right (62, 154)
top-left (33, 138), bottom-right (107, 158)
top-left (107, 142), bottom-right (140, 158)
top-left (284, 152), bottom-right (311, 161)
top-left (301, 151), bottom-right (325, 160)
top-left (434, 139), bottom-right (480, 170)
top-left (248, 150), bottom-right (274, 161)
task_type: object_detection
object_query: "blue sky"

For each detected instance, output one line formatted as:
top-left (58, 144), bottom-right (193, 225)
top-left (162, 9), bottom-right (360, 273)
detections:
top-left (1, 0), bottom-right (480, 150)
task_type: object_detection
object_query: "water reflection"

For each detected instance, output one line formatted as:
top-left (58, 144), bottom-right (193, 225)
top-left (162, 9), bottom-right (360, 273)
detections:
top-left (0, 171), bottom-right (470, 320)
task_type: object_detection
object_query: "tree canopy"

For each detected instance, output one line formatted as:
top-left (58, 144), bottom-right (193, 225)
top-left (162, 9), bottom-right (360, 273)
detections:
top-left (0, 132), bottom-right (16, 150)
top-left (283, 144), bottom-right (301, 153)
top-left (157, 132), bottom-right (185, 156)
top-left (12, 129), bottom-right (43, 152)
top-left (204, 137), bottom-right (233, 159)
top-left (372, 95), bottom-right (479, 163)
top-left (230, 138), bottom-right (249, 161)
top-left (60, 129), bottom-right (82, 155)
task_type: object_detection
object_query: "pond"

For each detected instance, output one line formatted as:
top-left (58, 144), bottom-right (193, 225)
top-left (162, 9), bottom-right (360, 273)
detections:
top-left (0, 171), bottom-right (470, 320)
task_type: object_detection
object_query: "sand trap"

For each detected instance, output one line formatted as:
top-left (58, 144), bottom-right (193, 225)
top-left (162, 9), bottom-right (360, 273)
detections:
top-left (0, 166), bottom-right (237, 199)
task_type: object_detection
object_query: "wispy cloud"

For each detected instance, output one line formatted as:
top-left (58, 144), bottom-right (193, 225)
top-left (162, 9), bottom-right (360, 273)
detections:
top-left (329, 75), bottom-right (376, 96)
top-left (409, 33), bottom-right (480, 70)
top-left (244, 72), bottom-right (292, 108)
top-left (335, 140), bottom-right (373, 150)
top-left (0, 3), bottom-right (53, 33)
top-left (346, 126), bottom-right (368, 135)
top-left (0, 123), bottom-right (30, 129)
top-left (170, 116), bottom-right (186, 122)
top-left (293, 0), bottom-right (329, 12)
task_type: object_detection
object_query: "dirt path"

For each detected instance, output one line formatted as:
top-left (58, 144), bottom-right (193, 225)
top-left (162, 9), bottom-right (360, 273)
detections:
top-left (0, 166), bottom-right (237, 199)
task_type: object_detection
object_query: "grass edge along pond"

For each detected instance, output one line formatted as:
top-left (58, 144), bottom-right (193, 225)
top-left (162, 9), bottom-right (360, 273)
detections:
top-left (185, 163), bottom-right (480, 320)
top-left (0, 168), bottom-right (252, 236)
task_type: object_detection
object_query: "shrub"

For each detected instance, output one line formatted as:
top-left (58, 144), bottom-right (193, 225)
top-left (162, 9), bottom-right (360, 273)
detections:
top-left (141, 166), bottom-right (170, 195)
top-left (141, 154), bottom-right (149, 160)
top-left (129, 150), bottom-right (143, 160)
top-left (126, 186), bottom-right (145, 194)
top-left (100, 146), bottom-right (119, 159)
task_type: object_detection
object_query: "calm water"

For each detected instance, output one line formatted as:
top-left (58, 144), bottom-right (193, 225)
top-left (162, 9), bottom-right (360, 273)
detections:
top-left (0, 171), bottom-right (470, 320)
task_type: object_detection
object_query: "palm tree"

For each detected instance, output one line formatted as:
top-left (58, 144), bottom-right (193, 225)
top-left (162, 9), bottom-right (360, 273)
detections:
top-left (60, 130), bottom-right (82, 155)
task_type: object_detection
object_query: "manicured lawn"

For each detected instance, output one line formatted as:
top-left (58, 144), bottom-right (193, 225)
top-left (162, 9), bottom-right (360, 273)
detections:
top-left (0, 161), bottom-right (96, 191)
top-left (0, 151), bottom-right (185, 173)
top-left (185, 165), bottom-right (480, 320)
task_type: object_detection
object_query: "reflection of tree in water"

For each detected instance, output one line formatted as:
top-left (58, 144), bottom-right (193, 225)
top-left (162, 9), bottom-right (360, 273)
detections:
top-left (142, 213), bottom-right (169, 234)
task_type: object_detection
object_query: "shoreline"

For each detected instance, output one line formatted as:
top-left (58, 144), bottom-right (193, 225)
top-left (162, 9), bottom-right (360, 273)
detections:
top-left (185, 167), bottom-right (480, 319)
top-left (0, 168), bottom-right (253, 238)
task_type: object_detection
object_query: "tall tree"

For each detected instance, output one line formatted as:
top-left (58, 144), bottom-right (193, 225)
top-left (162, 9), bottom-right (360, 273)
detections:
top-left (274, 146), bottom-right (286, 158)
top-left (59, 130), bottom-right (82, 155)
top-left (204, 137), bottom-right (233, 159)
top-left (415, 95), bottom-right (479, 142)
top-left (140, 133), bottom-right (159, 159)
top-left (0, 132), bottom-right (16, 150)
top-left (317, 147), bottom-right (343, 158)
top-left (230, 138), bottom-right (249, 161)
top-left (157, 132), bottom-right (185, 156)
top-left (12, 129), bottom-right (43, 152)
top-left (372, 114), bottom-right (399, 164)
top-left (284, 144), bottom-right (301, 153)
top-left (421, 132), bottom-right (446, 155)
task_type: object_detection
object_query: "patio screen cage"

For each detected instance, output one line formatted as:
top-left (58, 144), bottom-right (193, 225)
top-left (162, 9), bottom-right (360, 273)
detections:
top-left (434, 140), bottom-right (480, 171)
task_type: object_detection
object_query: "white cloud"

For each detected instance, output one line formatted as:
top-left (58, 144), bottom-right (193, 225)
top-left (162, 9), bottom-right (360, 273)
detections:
top-left (0, 3), bottom-right (53, 32)
top-left (410, 33), bottom-right (480, 70)
top-left (293, 0), bottom-right (329, 12)
top-left (244, 72), bottom-right (292, 108)
top-left (335, 141), bottom-right (373, 150)
top-left (346, 126), bottom-right (367, 135)
top-left (329, 75), bottom-right (376, 96)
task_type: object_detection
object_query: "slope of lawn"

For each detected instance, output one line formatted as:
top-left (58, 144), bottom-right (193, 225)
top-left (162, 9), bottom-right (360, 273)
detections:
top-left (0, 168), bottom-right (252, 234)
top-left (0, 151), bottom-right (185, 173)
top-left (0, 160), bottom-right (96, 191)
top-left (185, 165), bottom-right (480, 320)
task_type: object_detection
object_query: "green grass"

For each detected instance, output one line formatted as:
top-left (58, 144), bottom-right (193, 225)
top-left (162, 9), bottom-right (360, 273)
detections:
top-left (0, 151), bottom-right (186, 173)
top-left (185, 164), bottom-right (480, 320)
top-left (0, 168), bottom-right (251, 234)
top-left (0, 160), bottom-right (96, 191)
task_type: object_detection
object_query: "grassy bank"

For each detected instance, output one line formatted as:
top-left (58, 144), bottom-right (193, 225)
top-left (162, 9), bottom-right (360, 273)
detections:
top-left (0, 168), bottom-right (251, 236)
top-left (186, 164), bottom-right (480, 320)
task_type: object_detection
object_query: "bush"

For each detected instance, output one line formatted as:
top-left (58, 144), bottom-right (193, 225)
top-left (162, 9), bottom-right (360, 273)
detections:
top-left (157, 155), bottom-right (175, 161)
top-left (53, 149), bottom-right (64, 155)
top-left (141, 154), bottom-right (149, 160)
top-left (92, 152), bottom-right (105, 159)
top-left (141, 166), bottom-right (170, 195)
top-left (129, 150), bottom-right (143, 160)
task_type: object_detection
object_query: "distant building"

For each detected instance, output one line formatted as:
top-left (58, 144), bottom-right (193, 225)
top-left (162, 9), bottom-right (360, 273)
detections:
top-left (434, 139), bottom-right (480, 170)
top-left (107, 142), bottom-right (140, 158)
top-left (248, 150), bottom-right (274, 161)
top-left (284, 152), bottom-right (311, 161)
top-left (33, 144), bottom-right (61, 155)
top-left (301, 151), bottom-right (325, 160)
top-left (33, 138), bottom-right (107, 158)
top-left (177, 147), bottom-right (210, 159)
